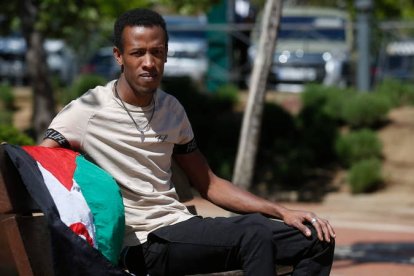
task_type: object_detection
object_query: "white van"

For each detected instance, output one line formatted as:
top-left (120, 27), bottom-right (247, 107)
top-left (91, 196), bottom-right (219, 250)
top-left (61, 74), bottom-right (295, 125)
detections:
top-left (248, 6), bottom-right (353, 92)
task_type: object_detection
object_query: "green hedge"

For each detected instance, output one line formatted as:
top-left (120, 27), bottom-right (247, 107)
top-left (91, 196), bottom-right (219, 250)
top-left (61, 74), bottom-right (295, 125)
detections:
top-left (341, 92), bottom-right (392, 128)
top-left (375, 78), bottom-right (414, 107)
top-left (0, 83), bottom-right (15, 110)
top-left (0, 84), bottom-right (15, 125)
top-left (348, 158), bottom-right (383, 194)
top-left (301, 84), bottom-right (394, 128)
top-left (335, 129), bottom-right (382, 167)
top-left (301, 84), bottom-right (357, 123)
top-left (0, 125), bottom-right (35, 145)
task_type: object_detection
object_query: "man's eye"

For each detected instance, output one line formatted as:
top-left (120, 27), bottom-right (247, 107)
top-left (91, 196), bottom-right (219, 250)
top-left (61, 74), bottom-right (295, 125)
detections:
top-left (133, 50), bottom-right (146, 56)
top-left (152, 48), bottom-right (165, 56)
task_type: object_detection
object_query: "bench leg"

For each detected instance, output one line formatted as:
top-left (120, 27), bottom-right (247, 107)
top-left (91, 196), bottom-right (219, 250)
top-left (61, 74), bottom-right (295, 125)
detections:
top-left (0, 215), bottom-right (54, 276)
top-left (1, 216), bottom-right (34, 276)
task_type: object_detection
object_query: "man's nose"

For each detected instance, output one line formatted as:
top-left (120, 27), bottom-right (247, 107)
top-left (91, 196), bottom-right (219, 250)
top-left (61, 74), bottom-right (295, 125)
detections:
top-left (143, 53), bottom-right (155, 67)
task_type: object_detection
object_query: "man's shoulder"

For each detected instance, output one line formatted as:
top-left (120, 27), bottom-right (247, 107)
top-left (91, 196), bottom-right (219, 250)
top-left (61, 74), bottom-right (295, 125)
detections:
top-left (157, 89), bottom-right (184, 111)
top-left (71, 81), bottom-right (115, 109)
top-left (81, 81), bottom-right (114, 101)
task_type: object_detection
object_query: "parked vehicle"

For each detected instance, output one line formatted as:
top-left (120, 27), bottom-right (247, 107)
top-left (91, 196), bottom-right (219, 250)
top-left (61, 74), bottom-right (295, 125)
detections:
top-left (248, 6), bottom-right (353, 92)
top-left (45, 39), bottom-right (78, 85)
top-left (80, 47), bottom-right (120, 81)
top-left (0, 36), bottom-right (77, 85)
top-left (0, 37), bottom-right (27, 85)
top-left (163, 15), bottom-right (208, 84)
top-left (375, 40), bottom-right (414, 84)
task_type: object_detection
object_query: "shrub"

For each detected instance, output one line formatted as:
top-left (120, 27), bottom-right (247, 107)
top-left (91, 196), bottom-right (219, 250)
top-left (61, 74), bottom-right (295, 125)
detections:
top-left (375, 78), bottom-right (414, 107)
top-left (301, 83), bottom-right (339, 100)
top-left (322, 88), bottom-right (357, 123)
top-left (0, 84), bottom-right (16, 125)
top-left (60, 74), bottom-right (106, 105)
top-left (0, 111), bottom-right (13, 125)
top-left (214, 84), bottom-right (239, 108)
top-left (162, 77), bottom-right (240, 179)
top-left (341, 92), bottom-right (392, 128)
top-left (297, 104), bottom-right (339, 166)
top-left (255, 103), bottom-right (301, 187)
top-left (335, 129), bottom-right (382, 167)
top-left (0, 125), bottom-right (35, 145)
top-left (348, 158), bottom-right (383, 194)
top-left (301, 84), bottom-right (335, 115)
top-left (0, 83), bottom-right (15, 110)
top-left (301, 84), bottom-right (357, 123)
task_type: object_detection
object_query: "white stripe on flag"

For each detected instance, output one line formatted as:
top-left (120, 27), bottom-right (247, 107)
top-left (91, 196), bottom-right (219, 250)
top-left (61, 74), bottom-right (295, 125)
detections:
top-left (36, 161), bottom-right (97, 248)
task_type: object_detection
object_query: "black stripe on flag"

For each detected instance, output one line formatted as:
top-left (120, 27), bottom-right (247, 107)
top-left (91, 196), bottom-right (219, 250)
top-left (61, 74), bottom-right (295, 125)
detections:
top-left (4, 144), bottom-right (128, 275)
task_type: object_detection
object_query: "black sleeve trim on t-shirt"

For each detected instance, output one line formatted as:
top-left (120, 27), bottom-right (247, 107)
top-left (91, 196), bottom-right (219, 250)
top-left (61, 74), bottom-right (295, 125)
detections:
top-left (44, 129), bottom-right (71, 149)
top-left (173, 138), bottom-right (198, 155)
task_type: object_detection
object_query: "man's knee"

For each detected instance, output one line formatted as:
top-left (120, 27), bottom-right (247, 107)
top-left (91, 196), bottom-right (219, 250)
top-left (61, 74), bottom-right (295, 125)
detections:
top-left (307, 224), bottom-right (335, 260)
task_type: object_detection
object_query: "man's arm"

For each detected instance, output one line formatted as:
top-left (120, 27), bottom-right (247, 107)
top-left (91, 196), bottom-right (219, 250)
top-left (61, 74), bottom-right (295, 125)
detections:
top-left (39, 138), bottom-right (61, 148)
top-left (174, 149), bottom-right (335, 242)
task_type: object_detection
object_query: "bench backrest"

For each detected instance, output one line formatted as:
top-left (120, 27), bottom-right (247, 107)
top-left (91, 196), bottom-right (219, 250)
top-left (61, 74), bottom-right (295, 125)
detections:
top-left (0, 145), bottom-right (53, 276)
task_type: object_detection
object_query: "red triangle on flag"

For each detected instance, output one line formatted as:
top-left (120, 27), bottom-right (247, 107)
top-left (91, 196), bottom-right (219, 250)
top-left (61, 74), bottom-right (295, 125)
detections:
top-left (23, 146), bottom-right (79, 191)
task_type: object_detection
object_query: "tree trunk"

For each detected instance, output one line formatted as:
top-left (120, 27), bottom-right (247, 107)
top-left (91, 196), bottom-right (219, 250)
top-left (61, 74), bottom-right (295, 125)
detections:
top-left (20, 0), bottom-right (56, 143)
top-left (232, 0), bottom-right (282, 189)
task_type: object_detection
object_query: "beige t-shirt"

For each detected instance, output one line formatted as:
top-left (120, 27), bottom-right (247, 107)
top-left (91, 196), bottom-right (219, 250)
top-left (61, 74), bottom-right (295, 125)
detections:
top-left (48, 80), bottom-right (195, 246)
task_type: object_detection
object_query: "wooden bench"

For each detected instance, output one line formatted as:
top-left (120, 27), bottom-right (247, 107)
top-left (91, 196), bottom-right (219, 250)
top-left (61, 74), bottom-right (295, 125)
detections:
top-left (0, 145), bottom-right (54, 275)
top-left (0, 145), bottom-right (291, 275)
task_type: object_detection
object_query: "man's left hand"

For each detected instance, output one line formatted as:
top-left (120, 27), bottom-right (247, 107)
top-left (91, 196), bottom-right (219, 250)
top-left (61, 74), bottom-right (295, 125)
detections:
top-left (282, 209), bottom-right (335, 242)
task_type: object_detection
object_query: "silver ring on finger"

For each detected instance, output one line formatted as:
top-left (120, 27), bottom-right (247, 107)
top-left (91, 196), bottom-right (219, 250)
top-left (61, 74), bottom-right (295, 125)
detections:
top-left (311, 217), bottom-right (318, 224)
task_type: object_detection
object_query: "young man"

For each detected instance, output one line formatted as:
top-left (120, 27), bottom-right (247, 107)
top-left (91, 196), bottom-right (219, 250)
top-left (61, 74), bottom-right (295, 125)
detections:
top-left (41, 8), bottom-right (335, 276)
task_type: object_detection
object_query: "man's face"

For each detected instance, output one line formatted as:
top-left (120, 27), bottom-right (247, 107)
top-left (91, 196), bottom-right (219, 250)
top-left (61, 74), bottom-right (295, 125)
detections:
top-left (114, 25), bottom-right (167, 96)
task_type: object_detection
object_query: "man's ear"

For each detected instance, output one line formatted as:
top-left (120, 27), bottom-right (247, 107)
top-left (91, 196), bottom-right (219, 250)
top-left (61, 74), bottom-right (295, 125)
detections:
top-left (113, 47), bottom-right (123, 66)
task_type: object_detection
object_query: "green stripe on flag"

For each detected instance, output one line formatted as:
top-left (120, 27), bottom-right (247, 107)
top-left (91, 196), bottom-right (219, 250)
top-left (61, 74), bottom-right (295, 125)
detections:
top-left (74, 155), bottom-right (125, 264)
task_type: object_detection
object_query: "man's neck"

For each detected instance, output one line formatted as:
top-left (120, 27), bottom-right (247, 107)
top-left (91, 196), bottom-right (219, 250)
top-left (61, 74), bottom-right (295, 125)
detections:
top-left (115, 78), bottom-right (154, 107)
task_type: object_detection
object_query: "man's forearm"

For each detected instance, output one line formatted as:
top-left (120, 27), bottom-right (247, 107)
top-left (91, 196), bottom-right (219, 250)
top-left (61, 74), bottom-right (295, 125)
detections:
top-left (39, 138), bottom-right (61, 148)
top-left (205, 176), bottom-right (288, 219)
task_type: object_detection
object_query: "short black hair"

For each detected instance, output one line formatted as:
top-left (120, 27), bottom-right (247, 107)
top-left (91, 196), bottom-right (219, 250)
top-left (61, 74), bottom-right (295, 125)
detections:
top-left (113, 8), bottom-right (168, 53)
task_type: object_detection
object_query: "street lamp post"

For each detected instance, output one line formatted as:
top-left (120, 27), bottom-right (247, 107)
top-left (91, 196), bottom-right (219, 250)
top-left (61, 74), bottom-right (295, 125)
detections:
top-left (355, 0), bottom-right (373, 92)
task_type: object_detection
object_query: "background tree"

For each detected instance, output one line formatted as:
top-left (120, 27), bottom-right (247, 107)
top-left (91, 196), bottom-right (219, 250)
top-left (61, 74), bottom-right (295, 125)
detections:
top-left (232, 0), bottom-right (282, 189)
top-left (1, 0), bottom-right (104, 142)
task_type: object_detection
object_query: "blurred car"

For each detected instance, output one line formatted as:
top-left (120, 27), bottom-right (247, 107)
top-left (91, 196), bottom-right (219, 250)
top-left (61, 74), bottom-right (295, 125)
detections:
top-left (248, 7), bottom-right (353, 92)
top-left (81, 47), bottom-right (120, 81)
top-left (375, 40), bottom-right (414, 84)
top-left (0, 36), bottom-right (77, 85)
top-left (45, 39), bottom-right (78, 85)
top-left (0, 37), bottom-right (27, 85)
top-left (163, 15), bottom-right (208, 83)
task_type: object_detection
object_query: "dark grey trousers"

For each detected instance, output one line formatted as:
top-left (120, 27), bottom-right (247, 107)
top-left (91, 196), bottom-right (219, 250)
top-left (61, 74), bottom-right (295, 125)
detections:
top-left (122, 213), bottom-right (335, 276)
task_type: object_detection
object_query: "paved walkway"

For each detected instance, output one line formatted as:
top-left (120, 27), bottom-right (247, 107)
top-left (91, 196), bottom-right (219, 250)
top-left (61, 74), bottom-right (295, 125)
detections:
top-left (188, 192), bottom-right (414, 276)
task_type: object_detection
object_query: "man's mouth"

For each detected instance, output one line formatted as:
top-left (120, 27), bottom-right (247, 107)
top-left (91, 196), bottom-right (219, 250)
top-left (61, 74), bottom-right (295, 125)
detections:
top-left (139, 72), bottom-right (157, 80)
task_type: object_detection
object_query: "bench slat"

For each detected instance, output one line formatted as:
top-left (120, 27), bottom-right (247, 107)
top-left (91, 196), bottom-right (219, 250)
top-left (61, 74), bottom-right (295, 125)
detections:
top-left (0, 147), bottom-right (39, 214)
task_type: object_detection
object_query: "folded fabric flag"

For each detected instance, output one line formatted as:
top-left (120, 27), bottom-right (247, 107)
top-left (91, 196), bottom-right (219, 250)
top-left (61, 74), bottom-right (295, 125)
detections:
top-left (4, 144), bottom-right (128, 275)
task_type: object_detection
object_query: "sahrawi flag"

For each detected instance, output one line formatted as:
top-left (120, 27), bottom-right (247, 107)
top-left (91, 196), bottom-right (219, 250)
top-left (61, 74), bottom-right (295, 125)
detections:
top-left (4, 144), bottom-right (128, 275)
